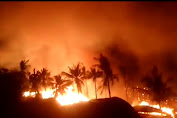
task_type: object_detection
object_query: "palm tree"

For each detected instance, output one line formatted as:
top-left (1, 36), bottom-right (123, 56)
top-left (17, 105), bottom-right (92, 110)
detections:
top-left (40, 68), bottom-right (51, 91)
top-left (19, 60), bottom-right (30, 91)
top-left (119, 65), bottom-right (133, 102)
top-left (105, 44), bottom-right (139, 101)
top-left (94, 53), bottom-right (118, 98)
top-left (118, 61), bottom-right (139, 102)
top-left (90, 67), bottom-right (103, 99)
top-left (29, 69), bottom-right (41, 96)
top-left (80, 64), bottom-right (92, 97)
top-left (62, 63), bottom-right (84, 94)
top-left (141, 66), bottom-right (174, 108)
top-left (20, 60), bottom-right (30, 72)
top-left (121, 73), bottom-right (129, 102)
top-left (54, 74), bottom-right (62, 98)
top-left (54, 74), bottom-right (73, 98)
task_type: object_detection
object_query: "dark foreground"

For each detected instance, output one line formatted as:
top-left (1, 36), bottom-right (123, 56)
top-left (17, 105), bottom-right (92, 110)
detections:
top-left (2, 97), bottom-right (141, 118)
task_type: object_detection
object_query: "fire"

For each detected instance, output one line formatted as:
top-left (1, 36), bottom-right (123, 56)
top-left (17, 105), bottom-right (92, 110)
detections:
top-left (139, 101), bottom-right (149, 106)
top-left (56, 86), bottom-right (89, 106)
top-left (30, 92), bottom-right (36, 97)
top-left (138, 112), bottom-right (167, 116)
top-left (23, 91), bottom-right (36, 98)
top-left (161, 107), bottom-right (174, 117)
top-left (41, 88), bottom-right (55, 99)
top-left (24, 91), bottom-right (30, 97)
top-left (23, 86), bottom-right (89, 106)
top-left (133, 101), bottom-right (175, 118)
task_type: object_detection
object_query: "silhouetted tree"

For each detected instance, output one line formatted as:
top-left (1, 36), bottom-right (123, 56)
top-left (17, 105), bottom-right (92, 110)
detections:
top-left (80, 64), bottom-right (92, 97)
top-left (105, 44), bottom-right (139, 102)
top-left (119, 64), bottom-right (136, 102)
top-left (19, 60), bottom-right (31, 92)
top-left (94, 53), bottom-right (118, 98)
top-left (62, 63), bottom-right (84, 94)
top-left (118, 62), bottom-right (139, 102)
top-left (141, 66), bottom-right (174, 108)
top-left (54, 74), bottom-right (73, 98)
top-left (90, 67), bottom-right (103, 99)
top-left (20, 60), bottom-right (30, 72)
top-left (40, 68), bottom-right (51, 91)
top-left (29, 69), bottom-right (41, 97)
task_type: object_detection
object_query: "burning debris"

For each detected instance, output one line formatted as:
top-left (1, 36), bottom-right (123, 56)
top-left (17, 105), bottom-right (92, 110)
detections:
top-left (132, 101), bottom-right (175, 118)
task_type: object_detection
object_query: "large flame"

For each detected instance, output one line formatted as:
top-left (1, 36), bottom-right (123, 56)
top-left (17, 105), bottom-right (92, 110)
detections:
top-left (23, 86), bottom-right (89, 106)
top-left (133, 101), bottom-right (175, 118)
top-left (56, 86), bottom-right (89, 106)
top-left (41, 88), bottom-right (55, 99)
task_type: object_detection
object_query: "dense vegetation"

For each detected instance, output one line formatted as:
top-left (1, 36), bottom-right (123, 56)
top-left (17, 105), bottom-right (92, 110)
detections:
top-left (0, 53), bottom-right (176, 109)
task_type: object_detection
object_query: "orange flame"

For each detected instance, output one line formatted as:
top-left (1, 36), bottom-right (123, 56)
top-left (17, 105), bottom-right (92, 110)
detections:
top-left (23, 91), bottom-right (36, 98)
top-left (41, 88), bottom-right (55, 99)
top-left (56, 86), bottom-right (89, 106)
top-left (23, 85), bottom-right (89, 105)
top-left (133, 101), bottom-right (175, 118)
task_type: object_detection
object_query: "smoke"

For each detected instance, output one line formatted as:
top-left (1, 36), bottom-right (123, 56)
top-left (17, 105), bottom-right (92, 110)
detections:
top-left (161, 52), bottom-right (177, 73)
top-left (107, 43), bottom-right (139, 78)
top-left (1, 2), bottom-right (177, 99)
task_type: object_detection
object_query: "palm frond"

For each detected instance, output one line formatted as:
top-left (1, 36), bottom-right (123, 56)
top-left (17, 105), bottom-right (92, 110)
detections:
top-left (61, 81), bottom-right (73, 88)
top-left (75, 78), bottom-right (84, 86)
top-left (96, 85), bottom-right (105, 95)
top-left (61, 72), bottom-right (73, 78)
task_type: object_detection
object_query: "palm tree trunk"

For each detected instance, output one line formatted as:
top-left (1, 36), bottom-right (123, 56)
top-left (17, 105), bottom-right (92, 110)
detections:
top-left (43, 78), bottom-right (46, 91)
top-left (85, 80), bottom-right (89, 97)
top-left (78, 88), bottom-right (79, 95)
top-left (54, 84), bottom-right (58, 98)
top-left (108, 79), bottom-right (111, 98)
top-left (54, 92), bottom-right (58, 98)
top-left (77, 82), bottom-right (79, 95)
top-left (36, 87), bottom-right (40, 99)
top-left (94, 79), bottom-right (97, 99)
top-left (105, 89), bottom-right (107, 98)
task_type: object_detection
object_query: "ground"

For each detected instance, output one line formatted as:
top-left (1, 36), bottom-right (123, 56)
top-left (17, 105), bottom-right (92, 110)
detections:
top-left (2, 97), bottom-right (141, 118)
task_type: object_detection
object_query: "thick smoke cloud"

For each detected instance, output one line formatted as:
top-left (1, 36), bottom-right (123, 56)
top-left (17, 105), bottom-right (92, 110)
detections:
top-left (0, 2), bottom-right (177, 77)
top-left (104, 42), bottom-right (139, 79)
